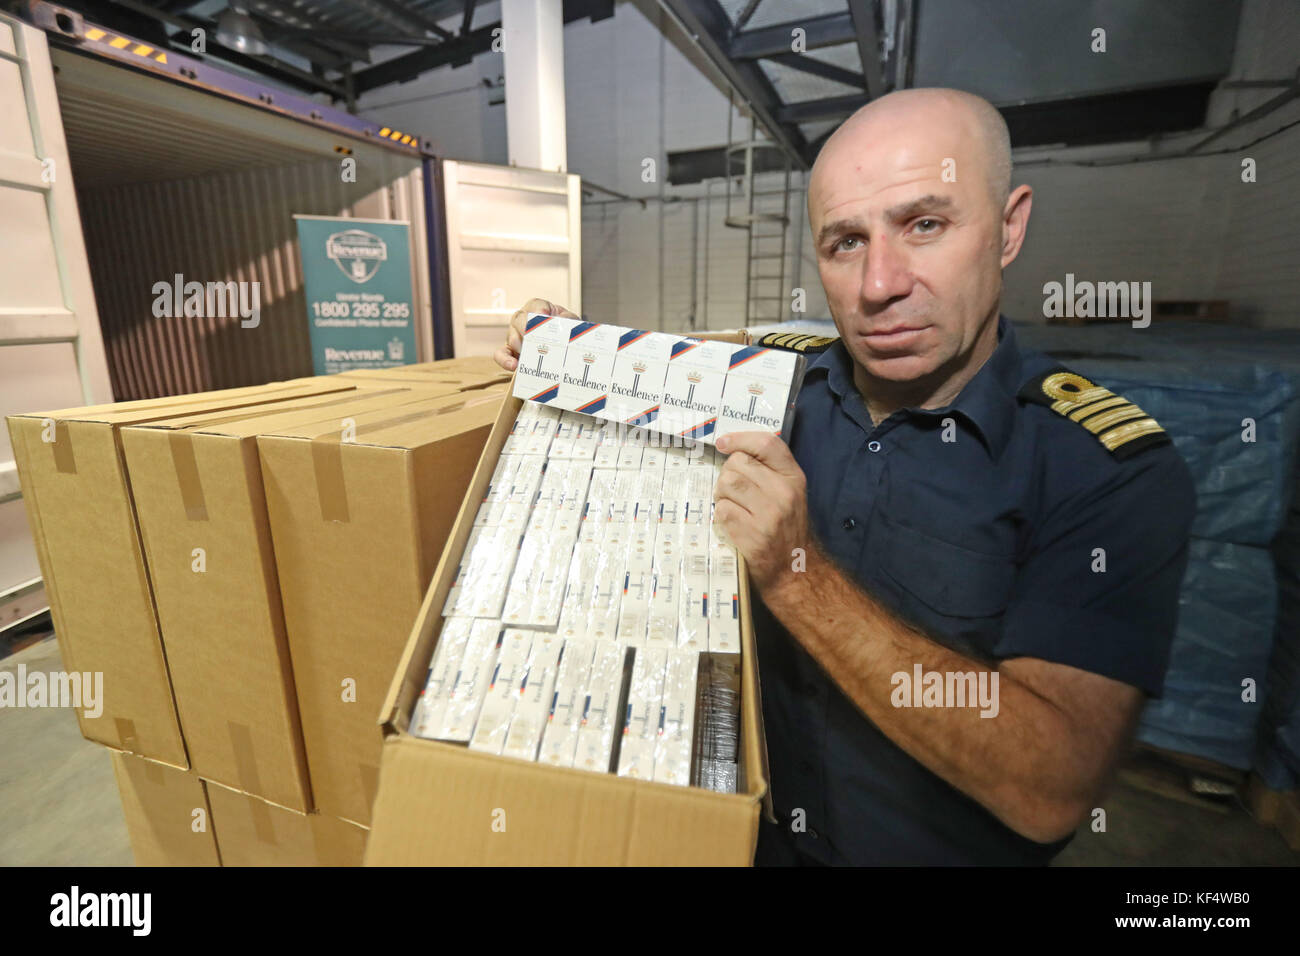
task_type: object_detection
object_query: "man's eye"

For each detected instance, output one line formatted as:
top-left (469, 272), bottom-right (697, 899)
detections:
top-left (835, 236), bottom-right (863, 252)
top-left (914, 218), bottom-right (942, 234)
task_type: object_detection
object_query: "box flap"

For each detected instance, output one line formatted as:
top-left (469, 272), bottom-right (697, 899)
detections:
top-left (268, 384), bottom-right (509, 451)
top-left (132, 385), bottom-right (457, 438)
top-left (364, 735), bottom-right (759, 866)
top-left (13, 380), bottom-right (357, 425)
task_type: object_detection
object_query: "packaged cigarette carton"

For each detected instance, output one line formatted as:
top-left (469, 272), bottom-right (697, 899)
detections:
top-left (573, 643), bottom-right (634, 774)
top-left (469, 629), bottom-right (534, 755)
top-left (617, 647), bottom-right (668, 780)
top-left (411, 617), bottom-right (475, 739)
top-left (537, 639), bottom-right (597, 768)
top-left (436, 620), bottom-right (504, 742)
top-left (501, 634), bottom-right (565, 762)
top-left (654, 648), bottom-right (702, 787)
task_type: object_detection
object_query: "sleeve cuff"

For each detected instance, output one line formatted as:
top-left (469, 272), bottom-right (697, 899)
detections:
top-left (996, 598), bottom-right (1174, 697)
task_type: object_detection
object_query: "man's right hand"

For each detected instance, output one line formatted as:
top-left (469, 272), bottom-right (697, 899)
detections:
top-left (494, 298), bottom-right (579, 371)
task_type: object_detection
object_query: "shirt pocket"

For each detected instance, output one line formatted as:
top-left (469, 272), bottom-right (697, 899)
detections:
top-left (874, 512), bottom-right (1017, 620)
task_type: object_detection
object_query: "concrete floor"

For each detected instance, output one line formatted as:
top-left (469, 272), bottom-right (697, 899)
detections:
top-left (1, 635), bottom-right (133, 866)
top-left (1, 635), bottom-right (1296, 866)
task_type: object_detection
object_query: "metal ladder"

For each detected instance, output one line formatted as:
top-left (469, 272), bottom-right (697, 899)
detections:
top-left (724, 111), bottom-right (793, 325)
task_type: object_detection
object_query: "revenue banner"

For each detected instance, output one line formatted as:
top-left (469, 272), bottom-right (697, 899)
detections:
top-left (295, 215), bottom-right (417, 373)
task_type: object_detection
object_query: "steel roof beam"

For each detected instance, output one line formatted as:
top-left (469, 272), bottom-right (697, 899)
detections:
top-left (766, 51), bottom-right (864, 89)
top-left (99, 0), bottom-right (347, 92)
top-left (244, 0), bottom-right (373, 62)
top-left (337, 0), bottom-right (454, 39)
top-left (777, 92), bottom-right (866, 124)
top-left (353, 0), bottom-right (613, 94)
top-left (846, 0), bottom-right (884, 100)
top-left (728, 11), bottom-right (855, 60)
top-left (660, 0), bottom-right (810, 167)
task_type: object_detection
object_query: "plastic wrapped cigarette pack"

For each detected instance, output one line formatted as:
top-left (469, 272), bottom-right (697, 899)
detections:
top-left (537, 639), bottom-right (596, 767)
top-left (469, 628), bottom-right (533, 755)
top-left (431, 619), bottom-right (504, 743)
top-left (501, 633), bottom-right (564, 761)
top-left (692, 652), bottom-right (741, 793)
top-left (616, 646), bottom-right (667, 780)
top-left (653, 648), bottom-right (701, 786)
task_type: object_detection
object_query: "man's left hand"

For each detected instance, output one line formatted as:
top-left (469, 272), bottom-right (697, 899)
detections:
top-left (713, 431), bottom-right (813, 595)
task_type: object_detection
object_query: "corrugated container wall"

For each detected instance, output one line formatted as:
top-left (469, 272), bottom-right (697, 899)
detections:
top-left (76, 155), bottom-right (427, 399)
top-left (53, 49), bottom-right (432, 400)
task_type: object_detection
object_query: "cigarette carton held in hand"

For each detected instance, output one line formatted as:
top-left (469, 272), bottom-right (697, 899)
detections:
top-left (512, 315), bottom-right (807, 444)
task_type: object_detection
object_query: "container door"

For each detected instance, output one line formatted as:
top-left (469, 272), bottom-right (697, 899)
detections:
top-left (442, 159), bottom-right (582, 357)
top-left (0, 12), bottom-right (113, 632)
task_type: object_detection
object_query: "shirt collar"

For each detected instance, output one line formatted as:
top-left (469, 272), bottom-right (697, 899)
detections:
top-left (804, 315), bottom-right (1023, 459)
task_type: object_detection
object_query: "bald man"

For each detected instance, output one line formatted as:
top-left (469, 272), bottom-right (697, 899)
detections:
top-left (498, 88), bottom-right (1194, 865)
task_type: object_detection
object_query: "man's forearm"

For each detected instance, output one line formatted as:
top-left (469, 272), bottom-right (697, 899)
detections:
top-left (762, 544), bottom-right (1096, 842)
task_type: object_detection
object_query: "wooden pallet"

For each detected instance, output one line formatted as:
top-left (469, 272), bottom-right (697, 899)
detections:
top-left (1243, 775), bottom-right (1300, 852)
top-left (1117, 745), bottom-right (1244, 814)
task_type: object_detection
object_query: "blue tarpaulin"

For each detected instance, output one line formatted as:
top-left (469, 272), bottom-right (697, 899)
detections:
top-left (1137, 539), bottom-right (1277, 769)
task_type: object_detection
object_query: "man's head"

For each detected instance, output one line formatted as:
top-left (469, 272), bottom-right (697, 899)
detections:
top-left (808, 88), bottom-right (1031, 398)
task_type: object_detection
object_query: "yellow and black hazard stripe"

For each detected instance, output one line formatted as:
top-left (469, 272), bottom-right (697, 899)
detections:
top-left (1019, 368), bottom-right (1171, 461)
top-left (83, 27), bottom-right (170, 64)
top-left (754, 331), bottom-right (839, 354)
top-left (378, 127), bottom-right (418, 148)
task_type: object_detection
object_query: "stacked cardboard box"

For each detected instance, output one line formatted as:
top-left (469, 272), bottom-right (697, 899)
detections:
top-left (257, 388), bottom-right (507, 824)
top-left (8, 380), bottom-right (358, 767)
top-left (111, 751), bottom-right (219, 867)
top-left (8, 363), bottom-right (510, 865)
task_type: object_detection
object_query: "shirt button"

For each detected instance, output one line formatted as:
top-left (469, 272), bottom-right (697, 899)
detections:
top-left (842, 516), bottom-right (856, 531)
top-left (867, 440), bottom-right (882, 452)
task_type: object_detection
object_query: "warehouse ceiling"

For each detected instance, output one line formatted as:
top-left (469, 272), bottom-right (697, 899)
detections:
top-left (670, 0), bottom-right (1244, 167)
top-left (27, 0), bottom-right (1246, 165)
top-left (28, 0), bottom-right (615, 102)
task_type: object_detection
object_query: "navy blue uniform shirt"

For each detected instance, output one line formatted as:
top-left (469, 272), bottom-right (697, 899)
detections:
top-left (752, 316), bottom-right (1196, 866)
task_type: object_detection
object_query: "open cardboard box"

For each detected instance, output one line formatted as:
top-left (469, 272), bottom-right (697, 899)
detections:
top-left (364, 331), bottom-right (773, 866)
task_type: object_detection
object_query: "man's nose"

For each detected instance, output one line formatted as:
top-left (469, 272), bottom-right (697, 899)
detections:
top-left (859, 235), bottom-right (913, 306)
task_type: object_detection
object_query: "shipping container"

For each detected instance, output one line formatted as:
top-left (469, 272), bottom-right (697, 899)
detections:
top-left (0, 4), bottom-right (581, 631)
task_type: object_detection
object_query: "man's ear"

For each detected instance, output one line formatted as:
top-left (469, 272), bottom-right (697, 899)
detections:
top-left (1000, 185), bottom-right (1033, 268)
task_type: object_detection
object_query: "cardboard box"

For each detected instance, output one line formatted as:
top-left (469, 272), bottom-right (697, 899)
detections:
top-left (6, 380), bottom-right (362, 767)
top-left (364, 331), bottom-right (773, 866)
top-left (110, 750), bottom-right (220, 866)
top-left (206, 781), bottom-right (368, 866)
top-left (118, 385), bottom-right (460, 809)
top-left (336, 357), bottom-right (510, 391)
top-left (256, 385), bottom-right (509, 824)
top-left (339, 356), bottom-right (506, 377)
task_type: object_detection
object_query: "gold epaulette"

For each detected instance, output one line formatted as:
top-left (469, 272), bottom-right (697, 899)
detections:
top-left (1018, 368), bottom-right (1172, 461)
top-left (754, 331), bottom-right (839, 354)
